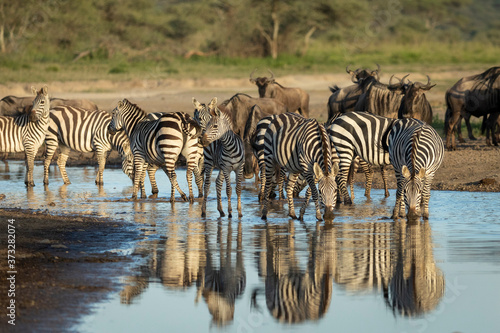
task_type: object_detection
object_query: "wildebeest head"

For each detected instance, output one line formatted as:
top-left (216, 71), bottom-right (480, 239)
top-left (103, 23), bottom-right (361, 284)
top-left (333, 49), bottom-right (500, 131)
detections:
top-left (346, 64), bottom-right (380, 84)
top-left (249, 69), bottom-right (276, 98)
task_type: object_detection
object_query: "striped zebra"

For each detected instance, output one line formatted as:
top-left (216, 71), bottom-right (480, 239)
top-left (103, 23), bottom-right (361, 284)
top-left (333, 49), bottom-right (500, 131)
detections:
top-left (43, 106), bottom-right (134, 185)
top-left (262, 113), bottom-right (339, 221)
top-left (0, 86), bottom-right (51, 186)
top-left (326, 111), bottom-right (395, 205)
top-left (196, 97), bottom-right (244, 218)
top-left (144, 111), bottom-right (203, 202)
top-left (108, 99), bottom-right (201, 201)
top-left (388, 118), bottom-right (444, 219)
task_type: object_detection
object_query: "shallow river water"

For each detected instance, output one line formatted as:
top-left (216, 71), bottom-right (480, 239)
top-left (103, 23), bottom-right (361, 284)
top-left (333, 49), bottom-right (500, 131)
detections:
top-left (1, 161), bottom-right (499, 333)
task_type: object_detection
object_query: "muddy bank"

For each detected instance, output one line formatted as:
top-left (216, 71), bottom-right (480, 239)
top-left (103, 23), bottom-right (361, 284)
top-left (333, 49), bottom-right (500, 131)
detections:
top-left (0, 209), bottom-right (140, 332)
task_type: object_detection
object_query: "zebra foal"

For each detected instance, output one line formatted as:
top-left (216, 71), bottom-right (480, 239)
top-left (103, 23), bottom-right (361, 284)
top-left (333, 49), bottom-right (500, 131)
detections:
top-left (196, 97), bottom-right (244, 218)
top-left (43, 106), bottom-right (133, 185)
top-left (0, 86), bottom-right (51, 186)
top-left (262, 113), bottom-right (339, 221)
top-left (108, 99), bottom-right (200, 201)
top-left (388, 118), bottom-right (444, 219)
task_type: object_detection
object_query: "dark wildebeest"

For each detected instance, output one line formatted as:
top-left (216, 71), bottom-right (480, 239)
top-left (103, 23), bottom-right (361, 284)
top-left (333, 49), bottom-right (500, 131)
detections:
top-left (354, 74), bottom-right (403, 119)
top-left (327, 65), bottom-right (381, 119)
top-left (0, 95), bottom-right (99, 116)
top-left (445, 67), bottom-right (500, 150)
top-left (249, 70), bottom-right (310, 118)
top-left (387, 75), bottom-right (435, 125)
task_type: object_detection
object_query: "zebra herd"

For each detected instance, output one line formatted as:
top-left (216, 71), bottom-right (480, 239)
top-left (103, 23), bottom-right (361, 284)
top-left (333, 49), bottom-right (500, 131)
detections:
top-left (0, 80), bottom-right (445, 221)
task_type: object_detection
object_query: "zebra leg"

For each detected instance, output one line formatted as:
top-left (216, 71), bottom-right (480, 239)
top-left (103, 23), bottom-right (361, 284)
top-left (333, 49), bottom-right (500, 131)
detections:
top-left (132, 157), bottom-right (146, 200)
top-left (194, 166), bottom-right (204, 198)
top-left (261, 163), bottom-right (277, 220)
top-left (278, 167), bottom-right (286, 200)
top-left (220, 170), bottom-right (230, 218)
top-left (24, 151), bottom-right (36, 187)
top-left (236, 163), bottom-right (244, 217)
top-left (57, 145), bottom-right (72, 185)
top-left (147, 164), bottom-right (159, 198)
top-left (360, 160), bottom-right (374, 199)
top-left (163, 166), bottom-right (187, 202)
top-left (392, 173), bottom-right (405, 219)
top-left (348, 158), bottom-right (359, 201)
top-left (338, 162), bottom-right (353, 205)
top-left (202, 165), bottom-right (214, 217)
top-left (306, 174), bottom-right (323, 221)
top-left (95, 150), bottom-right (107, 185)
top-left (43, 138), bottom-right (58, 185)
top-left (286, 173), bottom-right (299, 219)
top-left (258, 160), bottom-right (266, 202)
top-left (186, 165), bottom-right (195, 204)
top-left (381, 166), bottom-right (390, 198)
top-left (421, 175), bottom-right (434, 219)
top-left (299, 187), bottom-right (312, 220)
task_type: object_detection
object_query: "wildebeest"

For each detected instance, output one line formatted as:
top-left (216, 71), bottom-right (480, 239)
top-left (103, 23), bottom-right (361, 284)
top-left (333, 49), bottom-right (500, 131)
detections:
top-left (249, 70), bottom-right (310, 118)
top-left (0, 95), bottom-right (99, 117)
top-left (354, 73), bottom-right (403, 119)
top-left (220, 93), bottom-right (289, 138)
top-left (387, 75), bottom-right (435, 125)
top-left (327, 65), bottom-right (380, 119)
top-left (444, 67), bottom-right (500, 150)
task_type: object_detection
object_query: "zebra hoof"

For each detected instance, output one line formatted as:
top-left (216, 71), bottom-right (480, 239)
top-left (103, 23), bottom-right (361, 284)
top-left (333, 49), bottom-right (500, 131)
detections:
top-left (238, 212), bottom-right (243, 218)
top-left (149, 193), bottom-right (158, 199)
top-left (227, 213), bottom-right (232, 218)
top-left (25, 182), bottom-right (35, 187)
top-left (220, 211), bottom-right (226, 217)
top-left (189, 196), bottom-right (194, 204)
top-left (201, 211), bottom-right (206, 218)
top-left (288, 213), bottom-right (298, 220)
top-left (180, 194), bottom-right (188, 202)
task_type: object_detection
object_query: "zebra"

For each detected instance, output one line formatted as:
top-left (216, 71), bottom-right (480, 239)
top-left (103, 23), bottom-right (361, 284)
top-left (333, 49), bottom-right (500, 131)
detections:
top-left (108, 99), bottom-right (201, 201)
top-left (196, 97), bottom-right (244, 218)
top-left (0, 86), bottom-right (51, 187)
top-left (143, 111), bottom-right (203, 202)
top-left (388, 118), bottom-right (444, 219)
top-left (326, 111), bottom-right (395, 205)
top-left (43, 106), bottom-right (134, 185)
top-left (325, 113), bottom-right (390, 202)
top-left (262, 113), bottom-right (339, 221)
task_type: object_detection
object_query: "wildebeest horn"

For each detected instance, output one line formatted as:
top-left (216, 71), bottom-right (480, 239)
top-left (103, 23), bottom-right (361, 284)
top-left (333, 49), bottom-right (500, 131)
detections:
top-left (421, 75), bottom-right (436, 90)
top-left (249, 68), bottom-right (258, 82)
top-left (389, 75), bottom-right (398, 86)
top-left (372, 63), bottom-right (381, 80)
top-left (346, 65), bottom-right (354, 75)
top-left (267, 69), bottom-right (275, 80)
top-left (401, 74), bottom-right (410, 83)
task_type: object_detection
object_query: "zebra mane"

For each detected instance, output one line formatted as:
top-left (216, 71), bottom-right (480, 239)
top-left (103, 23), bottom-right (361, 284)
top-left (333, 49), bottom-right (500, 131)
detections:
top-left (411, 127), bottom-right (423, 177)
top-left (316, 120), bottom-right (333, 176)
top-left (122, 99), bottom-right (146, 118)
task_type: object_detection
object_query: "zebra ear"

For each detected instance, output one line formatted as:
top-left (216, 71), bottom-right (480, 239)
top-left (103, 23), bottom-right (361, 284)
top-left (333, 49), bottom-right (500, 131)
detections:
top-left (42, 86), bottom-right (48, 96)
top-left (402, 165), bottom-right (411, 178)
top-left (208, 97), bottom-right (218, 109)
top-left (118, 100), bottom-right (124, 108)
top-left (417, 167), bottom-right (426, 178)
top-left (31, 86), bottom-right (37, 95)
top-left (313, 163), bottom-right (324, 180)
top-left (193, 98), bottom-right (201, 109)
top-left (332, 162), bottom-right (339, 176)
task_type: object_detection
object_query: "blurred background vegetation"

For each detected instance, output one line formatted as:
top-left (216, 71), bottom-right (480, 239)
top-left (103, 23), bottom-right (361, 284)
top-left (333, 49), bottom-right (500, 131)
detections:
top-left (0, 0), bottom-right (499, 82)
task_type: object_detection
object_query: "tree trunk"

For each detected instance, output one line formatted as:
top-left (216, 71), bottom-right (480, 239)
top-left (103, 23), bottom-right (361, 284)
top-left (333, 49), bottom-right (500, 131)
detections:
top-left (0, 24), bottom-right (5, 53)
top-left (301, 26), bottom-right (317, 57)
top-left (270, 12), bottom-right (279, 59)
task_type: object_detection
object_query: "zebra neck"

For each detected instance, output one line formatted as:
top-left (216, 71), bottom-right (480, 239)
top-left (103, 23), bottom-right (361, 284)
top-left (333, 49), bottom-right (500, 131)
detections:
top-left (124, 112), bottom-right (147, 138)
top-left (219, 130), bottom-right (238, 148)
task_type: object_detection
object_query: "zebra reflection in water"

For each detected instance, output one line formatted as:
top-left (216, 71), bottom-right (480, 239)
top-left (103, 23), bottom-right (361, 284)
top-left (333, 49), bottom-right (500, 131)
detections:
top-left (196, 220), bottom-right (246, 326)
top-left (251, 221), bottom-right (335, 323)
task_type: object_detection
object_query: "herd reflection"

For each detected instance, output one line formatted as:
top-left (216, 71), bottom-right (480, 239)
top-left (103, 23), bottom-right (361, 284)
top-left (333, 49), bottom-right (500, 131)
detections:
top-left (119, 217), bottom-right (445, 326)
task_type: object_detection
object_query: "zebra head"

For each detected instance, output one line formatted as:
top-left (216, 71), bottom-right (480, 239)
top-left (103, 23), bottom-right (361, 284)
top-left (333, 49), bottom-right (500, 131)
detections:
top-left (314, 161), bottom-right (339, 220)
top-left (200, 97), bottom-right (232, 147)
top-left (401, 165), bottom-right (426, 219)
top-left (192, 97), bottom-right (211, 131)
top-left (30, 86), bottom-right (50, 122)
top-left (109, 99), bottom-right (127, 135)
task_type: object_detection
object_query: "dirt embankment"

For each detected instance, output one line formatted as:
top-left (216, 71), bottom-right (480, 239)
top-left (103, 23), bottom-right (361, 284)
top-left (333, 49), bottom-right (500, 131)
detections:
top-left (0, 209), bottom-right (140, 332)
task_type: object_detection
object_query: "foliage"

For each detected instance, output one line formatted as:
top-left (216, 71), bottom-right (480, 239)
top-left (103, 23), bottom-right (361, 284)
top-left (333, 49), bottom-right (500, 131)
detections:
top-left (0, 0), bottom-right (498, 82)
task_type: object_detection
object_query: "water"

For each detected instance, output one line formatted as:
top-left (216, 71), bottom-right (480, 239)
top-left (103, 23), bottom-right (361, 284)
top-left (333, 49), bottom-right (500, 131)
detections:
top-left (1, 161), bottom-right (499, 333)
